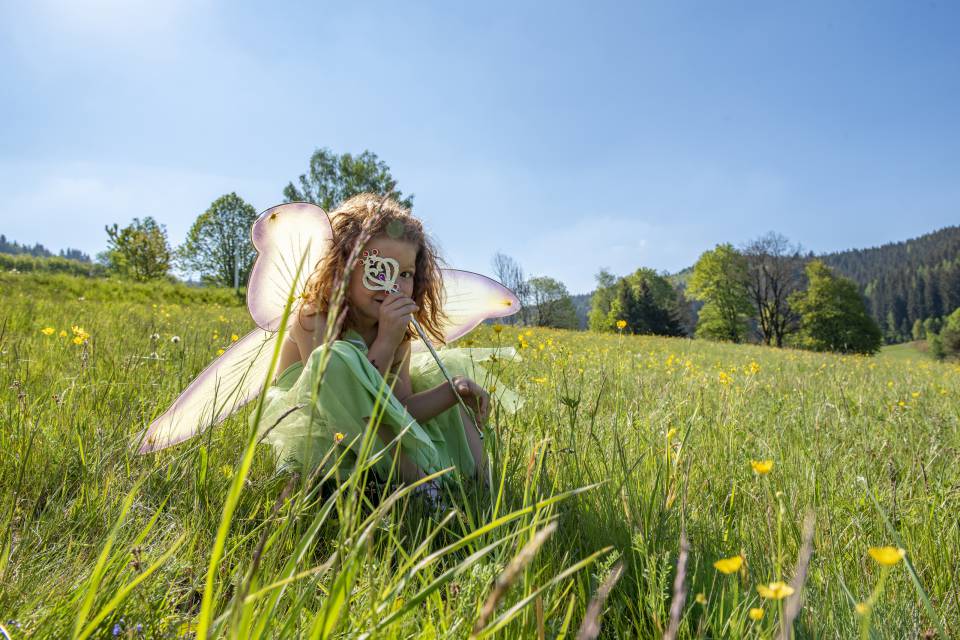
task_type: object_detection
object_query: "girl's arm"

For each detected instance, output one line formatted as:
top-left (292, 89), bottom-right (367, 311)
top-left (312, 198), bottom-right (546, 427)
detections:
top-left (389, 342), bottom-right (459, 423)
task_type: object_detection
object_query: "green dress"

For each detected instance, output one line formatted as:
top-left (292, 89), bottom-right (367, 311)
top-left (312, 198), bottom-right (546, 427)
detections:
top-left (255, 329), bottom-right (522, 483)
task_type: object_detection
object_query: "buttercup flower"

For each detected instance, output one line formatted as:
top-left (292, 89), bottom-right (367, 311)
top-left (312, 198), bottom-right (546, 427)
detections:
top-left (713, 555), bottom-right (743, 574)
top-left (616, 320), bottom-right (627, 330)
top-left (231, 334), bottom-right (239, 342)
top-left (41, 327), bottom-right (55, 336)
top-left (751, 460), bottom-right (773, 475)
top-left (756, 581), bottom-right (794, 600)
top-left (749, 608), bottom-right (764, 620)
top-left (695, 592), bottom-right (707, 605)
top-left (493, 324), bottom-right (503, 333)
top-left (867, 546), bottom-right (905, 566)
top-left (334, 432), bottom-right (345, 443)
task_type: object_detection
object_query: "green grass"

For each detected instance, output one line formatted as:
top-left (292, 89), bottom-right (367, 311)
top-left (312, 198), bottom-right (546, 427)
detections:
top-left (1, 288), bottom-right (958, 638)
top-left (878, 341), bottom-right (931, 363)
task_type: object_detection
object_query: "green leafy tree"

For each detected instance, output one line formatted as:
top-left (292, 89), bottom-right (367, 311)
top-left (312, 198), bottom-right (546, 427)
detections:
top-left (283, 148), bottom-right (413, 210)
top-left (101, 217), bottom-right (171, 281)
top-left (527, 276), bottom-right (578, 329)
top-left (687, 244), bottom-right (753, 342)
top-left (788, 260), bottom-right (883, 354)
top-left (588, 268), bottom-right (617, 331)
top-left (941, 307), bottom-right (960, 359)
top-left (178, 193), bottom-right (258, 289)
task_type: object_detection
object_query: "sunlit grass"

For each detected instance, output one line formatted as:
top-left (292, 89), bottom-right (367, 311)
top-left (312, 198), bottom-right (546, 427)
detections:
top-left (1, 280), bottom-right (959, 637)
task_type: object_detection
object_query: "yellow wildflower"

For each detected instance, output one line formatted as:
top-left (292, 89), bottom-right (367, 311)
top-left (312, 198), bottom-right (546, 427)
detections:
top-left (493, 324), bottom-right (503, 333)
top-left (531, 377), bottom-right (548, 384)
top-left (616, 320), bottom-right (627, 330)
top-left (41, 327), bottom-right (55, 336)
top-left (718, 371), bottom-right (732, 385)
top-left (334, 432), bottom-right (345, 443)
top-left (756, 581), bottom-right (794, 600)
top-left (220, 465), bottom-right (233, 478)
top-left (748, 608), bottom-right (764, 621)
top-left (216, 348), bottom-right (225, 356)
top-left (695, 592), bottom-right (707, 605)
top-left (713, 556), bottom-right (743, 574)
top-left (867, 546), bottom-right (905, 566)
top-left (231, 334), bottom-right (239, 342)
top-left (855, 602), bottom-right (870, 616)
top-left (751, 460), bottom-right (773, 475)
top-left (58, 330), bottom-right (67, 338)
top-left (747, 361), bottom-right (760, 375)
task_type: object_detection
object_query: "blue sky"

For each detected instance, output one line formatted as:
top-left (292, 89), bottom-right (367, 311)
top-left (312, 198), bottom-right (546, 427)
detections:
top-left (1, 1), bottom-right (957, 294)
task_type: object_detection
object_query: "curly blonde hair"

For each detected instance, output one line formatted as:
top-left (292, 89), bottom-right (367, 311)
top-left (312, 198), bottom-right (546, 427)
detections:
top-left (301, 193), bottom-right (448, 345)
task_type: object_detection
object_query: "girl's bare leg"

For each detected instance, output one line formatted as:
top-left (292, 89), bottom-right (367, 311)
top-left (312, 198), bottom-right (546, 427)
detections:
top-left (458, 406), bottom-right (488, 482)
top-left (376, 423), bottom-right (423, 484)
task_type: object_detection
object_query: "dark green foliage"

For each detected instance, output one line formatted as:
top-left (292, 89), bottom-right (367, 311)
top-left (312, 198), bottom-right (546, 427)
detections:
top-left (101, 217), bottom-right (172, 282)
top-left (0, 235), bottom-right (90, 261)
top-left (822, 226), bottom-right (960, 342)
top-left (283, 148), bottom-right (413, 211)
top-left (688, 244), bottom-right (753, 343)
top-left (178, 193), bottom-right (257, 289)
top-left (589, 268), bottom-right (685, 336)
top-left (788, 260), bottom-right (883, 355)
top-left (941, 308), bottom-right (960, 359)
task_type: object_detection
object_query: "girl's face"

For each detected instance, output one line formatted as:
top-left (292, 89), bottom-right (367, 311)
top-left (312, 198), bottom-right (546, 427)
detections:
top-left (347, 234), bottom-right (418, 327)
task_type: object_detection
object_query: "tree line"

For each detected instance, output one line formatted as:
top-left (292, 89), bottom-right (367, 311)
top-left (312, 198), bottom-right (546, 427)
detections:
top-left (820, 226), bottom-right (960, 342)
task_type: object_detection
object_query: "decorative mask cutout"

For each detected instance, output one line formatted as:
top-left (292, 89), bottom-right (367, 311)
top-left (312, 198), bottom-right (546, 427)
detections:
top-left (360, 249), bottom-right (400, 293)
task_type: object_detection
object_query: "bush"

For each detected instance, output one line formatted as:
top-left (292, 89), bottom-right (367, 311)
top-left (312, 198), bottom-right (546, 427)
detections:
top-left (0, 253), bottom-right (107, 277)
top-left (941, 308), bottom-right (960, 359)
top-left (0, 271), bottom-right (244, 306)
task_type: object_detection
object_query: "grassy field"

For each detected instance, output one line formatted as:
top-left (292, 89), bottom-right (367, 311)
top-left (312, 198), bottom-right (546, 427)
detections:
top-left (2, 279), bottom-right (959, 638)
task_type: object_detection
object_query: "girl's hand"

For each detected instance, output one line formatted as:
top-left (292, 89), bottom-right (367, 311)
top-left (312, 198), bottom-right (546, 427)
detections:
top-left (376, 293), bottom-right (419, 348)
top-left (452, 375), bottom-right (490, 425)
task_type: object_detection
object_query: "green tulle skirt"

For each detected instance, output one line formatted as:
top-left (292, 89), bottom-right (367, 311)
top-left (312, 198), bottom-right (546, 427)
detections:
top-left (254, 330), bottom-right (522, 482)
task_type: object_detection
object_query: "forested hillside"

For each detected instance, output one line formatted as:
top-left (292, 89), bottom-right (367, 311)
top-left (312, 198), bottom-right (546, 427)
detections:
top-left (821, 226), bottom-right (960, 341)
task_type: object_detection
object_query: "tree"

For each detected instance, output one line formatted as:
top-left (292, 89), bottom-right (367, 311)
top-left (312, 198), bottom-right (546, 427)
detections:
top-left (527, 276), bottom-right (578, 329)
top-left (283, 148), bottom-right (413, 211)
top-left (941, 307), bottom-right (960, 359)
top-left (101, 217), bottom-right (171, 281)
top-left (178, 193), bottom-right (258, 289)
top-left (492, 252), bottom-right (530, 324)
top-left (687, 244), bottom-right (754, 343)
top-left (788, 260), bottom-right (882, 355)
top-left (588, 268), bottom-right (617, 331)
top-left (742, 232), bottom-right (805, 347)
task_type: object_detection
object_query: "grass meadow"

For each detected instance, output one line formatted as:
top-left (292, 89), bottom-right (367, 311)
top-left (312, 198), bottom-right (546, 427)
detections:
top-left (2, 276), bottom-right (959, 638)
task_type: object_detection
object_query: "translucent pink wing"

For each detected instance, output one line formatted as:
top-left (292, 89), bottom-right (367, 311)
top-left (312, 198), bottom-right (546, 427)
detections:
top-left (137, 328), bottom-right (280, 453)
top-left (248, 202), bottom-right (333, 331)
top-left (412, 269), bottom-right (521, 352)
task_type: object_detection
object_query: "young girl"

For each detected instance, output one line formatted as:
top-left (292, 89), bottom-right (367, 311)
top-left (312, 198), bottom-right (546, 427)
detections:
top-left (256, 194), bottom-right (511, 487)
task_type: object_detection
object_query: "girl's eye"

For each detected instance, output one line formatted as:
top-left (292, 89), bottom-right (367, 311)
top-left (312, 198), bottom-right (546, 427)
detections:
top-left (401, 271), bottom-right (414, 278)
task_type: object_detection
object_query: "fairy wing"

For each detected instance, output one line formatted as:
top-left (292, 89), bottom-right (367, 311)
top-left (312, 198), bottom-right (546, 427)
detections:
top-left (248, 202), bottom-right (333, 331)
top-left (412, 269), bottom-right (521, 352)
top-left (138, 202), bottom-right (329, 454)
top-left (137, 328), bottom-right (280, 453)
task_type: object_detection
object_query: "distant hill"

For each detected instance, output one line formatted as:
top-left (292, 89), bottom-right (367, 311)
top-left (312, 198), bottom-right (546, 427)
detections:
top-left (820, 226), bottom-right (960, 340)
top-left (0, 234), bottom-right (91, 262)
